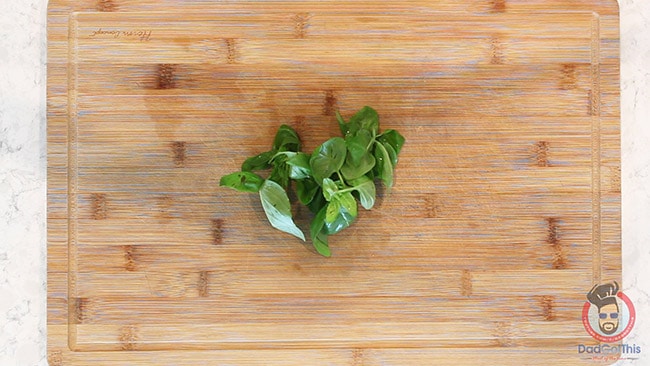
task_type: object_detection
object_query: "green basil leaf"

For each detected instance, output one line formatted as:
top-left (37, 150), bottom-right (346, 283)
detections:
top-left (286, 152), bottom-right (312, 180)
top-left (241, 150), bottom-right (275, 172)
top-left (296, 178), bottom-right (319, 205)
top-left (325, 199), bottom-right (341, 224)
top-left (322, 177), bottom-right (339, 201)
top-left (336, 110), bottom-right (350, 137)
top-left (345, 129), bottom-right (373, 165)
top-left (349, 106), bottom-right (379, 136)
top-left (268, 155), bottom-right (291, 189)
top-left (350, 175), bottom-right (376, 210)
top-left (324, 192), bottom-right (357, 235)
top-left (310, 206), bottom-right (331, 257)
top-left (374, 141), bottom-right (394, 190)
top-left (311, 205), bottom-right (327, 234)
top-left (309, 137), bottom-right (346, 185)
top-left (341, 151), bottom-right (376, 181)
top-left (324, 208), bottom-right (356, 235)
top-left (377, 129), bottom-right (405, 155)
top-left (382, 141), bottom-right (398, 166)
top-left (259, 179), bottom-right (305, 241)
top-left (219, 171), bottom-right (265, 193)
top-left (273, 124), bottom-right (301, 152)
top-left (312, 231), bottom-right (331, 257)
top-left (221, 107), bottom-right (403, 257)
top-left (338, 191), bottom-right (358, 217)
top-left (272, 151), bottom-right (297, 160)
top-left (307, 187), bottom-right (327, 214)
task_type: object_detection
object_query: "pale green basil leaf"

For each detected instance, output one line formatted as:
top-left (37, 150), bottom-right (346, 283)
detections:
top-left (322, 177), bottom-right (338, 201)
top-left (219, 171), bottom-right (265, 193)
top-left (259, 179), bottom-right (305, 241)
top-left (350, 176), bottom-right (376, 210)
top-left (309, 137), bottom-right (346, 184)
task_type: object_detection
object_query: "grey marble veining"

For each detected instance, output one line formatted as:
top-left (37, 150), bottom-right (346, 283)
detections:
top-left (1, 0), bottom-right (649, 365)
top-left (1, 0), bottom-right (48, 365)
top-left (619, 0), bottom-right (650, 364)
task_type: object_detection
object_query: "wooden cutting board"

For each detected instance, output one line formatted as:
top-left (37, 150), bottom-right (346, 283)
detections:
top-left (47, 1), bottom-right (621, 364)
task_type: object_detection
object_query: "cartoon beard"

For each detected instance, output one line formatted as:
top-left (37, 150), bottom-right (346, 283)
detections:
top-left (599, 321), bottom-right (618, 335)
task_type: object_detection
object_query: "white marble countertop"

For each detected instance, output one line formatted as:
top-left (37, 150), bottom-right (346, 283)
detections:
top-left (1, 0), bottom-right (648, 365)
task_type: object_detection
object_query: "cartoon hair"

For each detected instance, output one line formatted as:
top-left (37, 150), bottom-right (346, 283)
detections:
top-left (586, 281), bottom-right (619, 310)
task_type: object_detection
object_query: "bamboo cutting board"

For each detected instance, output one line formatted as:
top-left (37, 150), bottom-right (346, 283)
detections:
top-left (47, 1), bottom-right (621, 364)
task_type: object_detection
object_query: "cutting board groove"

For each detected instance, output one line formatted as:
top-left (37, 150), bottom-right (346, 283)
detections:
top-left (48, 0), bottom-right (620, 364)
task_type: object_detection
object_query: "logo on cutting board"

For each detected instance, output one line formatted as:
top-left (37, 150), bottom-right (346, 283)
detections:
top-left (582, 281), bottom-right (635, 343)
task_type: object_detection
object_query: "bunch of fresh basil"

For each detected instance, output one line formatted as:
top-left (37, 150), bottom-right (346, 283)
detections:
top-left (220, 106), bottom-right (405, 256)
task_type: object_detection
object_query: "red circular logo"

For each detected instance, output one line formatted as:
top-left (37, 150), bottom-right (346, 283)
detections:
top-left (582, 291), bottom-right (636, 343)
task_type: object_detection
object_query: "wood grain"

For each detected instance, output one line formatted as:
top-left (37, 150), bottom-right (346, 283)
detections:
top-left (48, 0), bottom-right (620, 364)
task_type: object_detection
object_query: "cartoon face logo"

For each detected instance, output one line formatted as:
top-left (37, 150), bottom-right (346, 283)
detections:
top-left (597, 302), bottom-right (619, 335)
top-left (587, 282), bottom-right (620, 335)
top-left (582, 281), bottom-right (636, 343)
